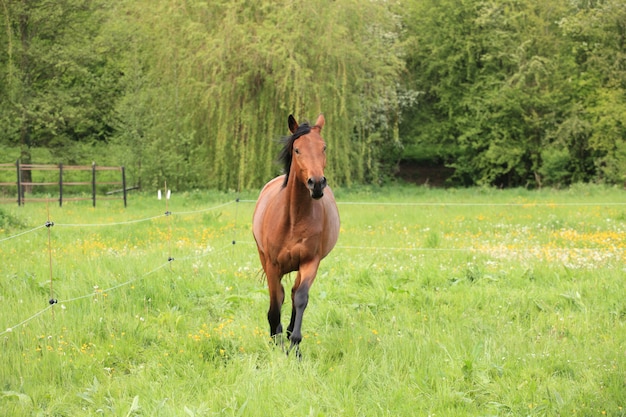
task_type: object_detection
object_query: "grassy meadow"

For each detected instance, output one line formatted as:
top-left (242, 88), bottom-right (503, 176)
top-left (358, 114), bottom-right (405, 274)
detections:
top-left (1, 184), bottom-right (625, 416)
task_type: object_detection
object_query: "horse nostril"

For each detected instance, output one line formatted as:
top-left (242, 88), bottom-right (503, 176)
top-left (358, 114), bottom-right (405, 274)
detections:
top-left (320, 176), bottom-right (327, 188)
top-left (307, 178), bottom-right (315, 189)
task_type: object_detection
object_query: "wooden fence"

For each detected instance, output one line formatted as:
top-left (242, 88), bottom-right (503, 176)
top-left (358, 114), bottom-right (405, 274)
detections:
top-left (0, 161), bottom-right (130, 207)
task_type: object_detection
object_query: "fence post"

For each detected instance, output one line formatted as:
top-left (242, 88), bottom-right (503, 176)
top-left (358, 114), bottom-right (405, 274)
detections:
top-left (92, 162), bottom-right (96, 207)
top-left (122, 166), bottom-right (127, 208)
top-left (16, 159), bottom-right (21, 206)
top-left (59, 163), bottom-right (63, 207)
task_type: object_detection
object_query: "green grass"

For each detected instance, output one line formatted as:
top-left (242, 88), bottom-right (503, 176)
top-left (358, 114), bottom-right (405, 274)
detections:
top-left (1, 184), bottom-right (625, 416)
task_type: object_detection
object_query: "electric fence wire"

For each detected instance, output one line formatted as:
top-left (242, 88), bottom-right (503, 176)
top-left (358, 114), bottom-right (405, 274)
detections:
top-left (0, 200), bottom-right (238, 337)
top-left (0, 240), bottom-right (236, 337)
top-left (0, 202), bottom-right (236, 237)
top-left (0, 224), bottom-right (47, 243)
top-left (336, 201), bottom-right (626, 206)
top-left (240, 199), bottom-right (626, 206)
top-left (3, 198), bottom-right (625, 249)
top-left (171, 200), bottom-right (235, 216)
top-left (54, 214), bottom-right (166, 228)
top-left (2, 198), bottom-right (625, 337)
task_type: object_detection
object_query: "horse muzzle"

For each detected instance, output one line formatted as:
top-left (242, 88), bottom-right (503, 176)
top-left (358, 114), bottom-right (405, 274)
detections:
top-left (307, 176), bottom-right (327, 199)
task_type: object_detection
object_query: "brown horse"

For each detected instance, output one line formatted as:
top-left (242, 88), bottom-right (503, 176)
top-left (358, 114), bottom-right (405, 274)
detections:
top-left (253, 114), bottom-right (340, 355)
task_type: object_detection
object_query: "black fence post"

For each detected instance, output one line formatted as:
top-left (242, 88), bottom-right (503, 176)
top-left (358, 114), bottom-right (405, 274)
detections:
top-left (122, 166), bottom-right (127, 208)
top-left (16, 159), bottom-right (21, 206)
top-left (92, 162), bottom-right (96, 207)
top-left (59, 163), bottom-right (63, 207)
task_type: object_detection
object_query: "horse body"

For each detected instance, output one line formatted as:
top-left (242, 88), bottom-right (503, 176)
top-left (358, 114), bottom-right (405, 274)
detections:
top-left (252, 114), bottom-right (339, 353)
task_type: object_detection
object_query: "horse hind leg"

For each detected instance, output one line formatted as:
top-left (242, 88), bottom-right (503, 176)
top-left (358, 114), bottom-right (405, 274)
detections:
top-left (266, 270), bottom-right (285, 344)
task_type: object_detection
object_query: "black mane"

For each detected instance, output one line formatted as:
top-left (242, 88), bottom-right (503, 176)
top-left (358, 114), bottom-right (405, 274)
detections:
top-left (278, 122), bottom-right (311, 187)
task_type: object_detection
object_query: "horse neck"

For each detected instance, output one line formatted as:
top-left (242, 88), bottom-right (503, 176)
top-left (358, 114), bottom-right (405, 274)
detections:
top-left (283, 170), bottom-right (314, 220)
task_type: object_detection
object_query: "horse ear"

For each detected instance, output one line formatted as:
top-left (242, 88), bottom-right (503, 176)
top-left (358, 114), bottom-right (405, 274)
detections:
top-left (288, 115), bottom-right (298, 134)
top-left (315, 114), bottom-right (325, 130)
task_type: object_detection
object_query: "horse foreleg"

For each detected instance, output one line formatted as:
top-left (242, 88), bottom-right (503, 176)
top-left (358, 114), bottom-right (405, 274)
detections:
top-left (286, 272), bottom-right (302, 339)
top-left (287, 282), bottom-right (309, 359)
top-left (288, 261), bottom-right (319, 354)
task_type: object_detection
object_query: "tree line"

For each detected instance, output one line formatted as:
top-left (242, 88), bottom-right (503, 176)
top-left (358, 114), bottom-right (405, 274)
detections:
top-left (1, 0), bottom-right (624, 190)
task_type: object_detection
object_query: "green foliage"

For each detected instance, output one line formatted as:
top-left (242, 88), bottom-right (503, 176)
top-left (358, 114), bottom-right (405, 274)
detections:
top-left (1, 0), bottom-right (626, 189)
top-left (538, 146), bottom-right (572, 187)
top-left (0, 206), bottom-right (24, 230)
top-left (0, 0), bottom-right (120, 162)
top-left (400, 0), bottom-right (626, 187)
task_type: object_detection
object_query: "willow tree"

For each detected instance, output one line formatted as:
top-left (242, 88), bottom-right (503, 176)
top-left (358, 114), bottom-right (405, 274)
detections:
top-left (111, 0), bottom-right (405, 190)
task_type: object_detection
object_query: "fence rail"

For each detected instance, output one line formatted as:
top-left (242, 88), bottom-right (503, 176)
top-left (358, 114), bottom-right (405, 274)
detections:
top-left (0, 160), bottom-right (129, 207)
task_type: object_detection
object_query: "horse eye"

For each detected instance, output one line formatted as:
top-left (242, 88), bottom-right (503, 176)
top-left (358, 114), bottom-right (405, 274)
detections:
top-left (294, 148), bottom-right (300, 155)
top-left (323, 145), bottom-right (327, 152)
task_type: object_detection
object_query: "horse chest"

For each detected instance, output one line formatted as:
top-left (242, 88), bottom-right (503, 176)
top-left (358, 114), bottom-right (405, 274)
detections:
top-left (276, 247), bottom-right (302, 273)
top-left (274, 234), bottom-right (318, 273)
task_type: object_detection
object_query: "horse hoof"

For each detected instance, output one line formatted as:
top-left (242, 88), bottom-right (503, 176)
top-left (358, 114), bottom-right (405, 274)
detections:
top-left (288, 344), bottom-right (302, 360)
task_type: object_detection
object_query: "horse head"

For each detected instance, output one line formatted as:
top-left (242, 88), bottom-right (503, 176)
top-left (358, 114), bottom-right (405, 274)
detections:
top-left (286, 114), bottom-right (328, 199)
